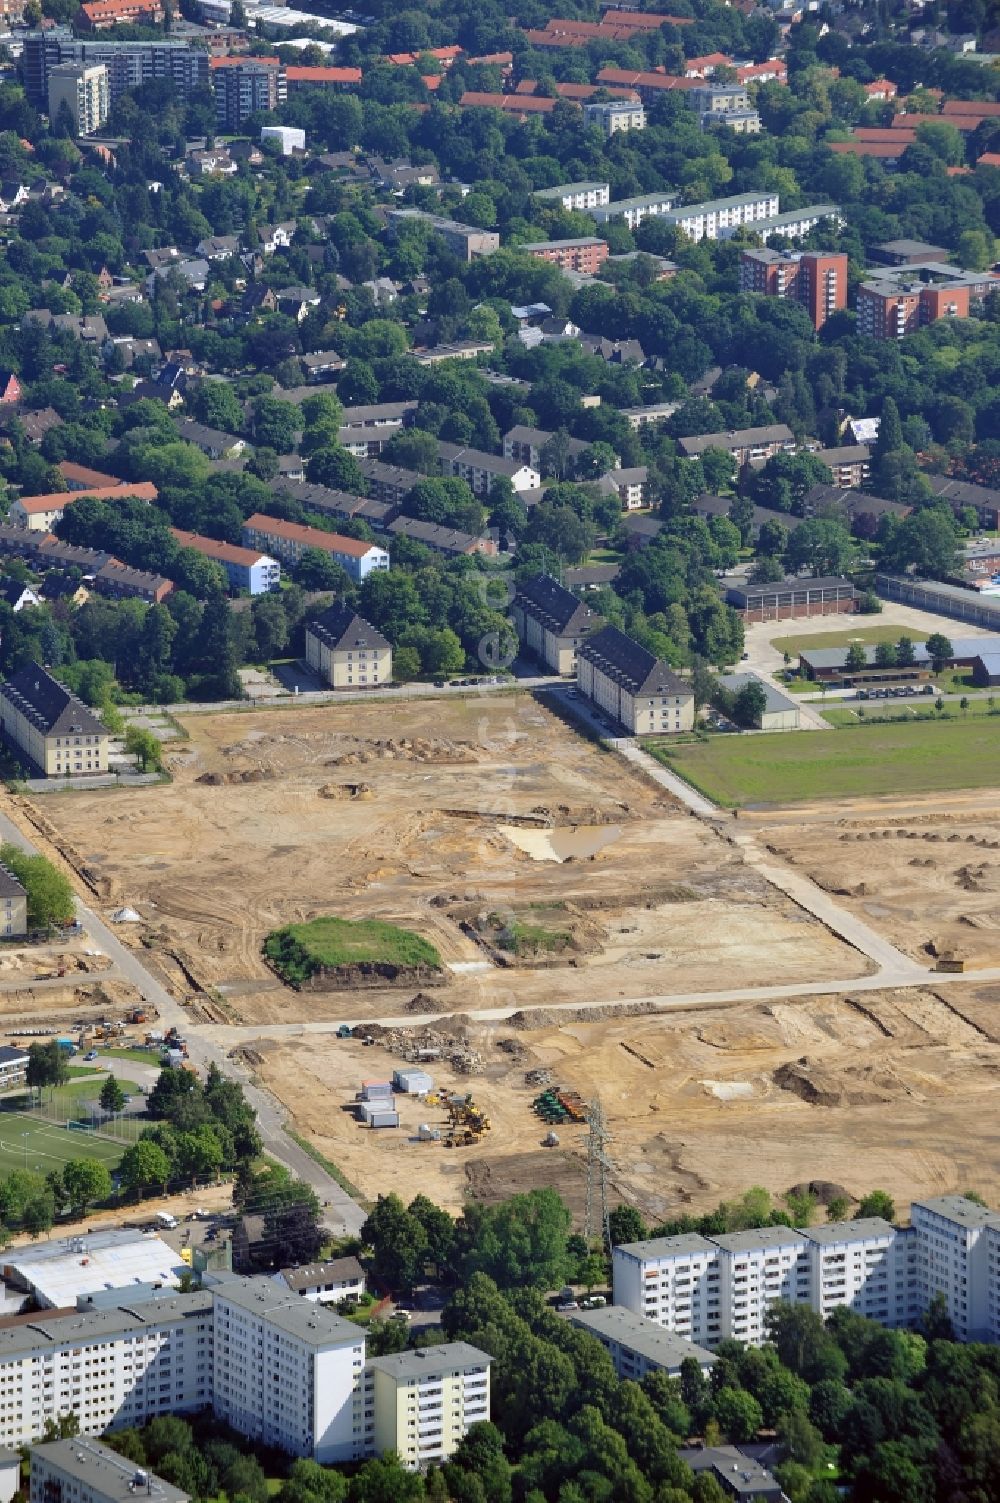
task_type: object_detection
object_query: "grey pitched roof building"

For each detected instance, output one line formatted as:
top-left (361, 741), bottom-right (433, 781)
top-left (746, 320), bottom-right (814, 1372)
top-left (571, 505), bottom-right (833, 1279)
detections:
top-left (514, 574), bottom-right (597, 636)
top-left (578, 625), bottom-right (690, 698)
top-left (0, 663), bottom-right (105, 739)
top-left (305, 605), bottom-right (389, 655)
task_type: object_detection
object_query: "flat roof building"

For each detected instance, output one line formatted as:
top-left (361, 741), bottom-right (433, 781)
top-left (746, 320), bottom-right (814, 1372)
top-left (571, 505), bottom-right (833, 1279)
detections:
top-left (569, 1305), bottom-right (716, 1379)
top-left (367, 1343), bottom-right (491, 1471)
top-left (386, 209), bottom-right (499, 262)
top-left (29, 1439), bottom-right (189, 1503)
top-left (726, 575), bottom-right (855, 622)
top-left (2, 1229), bottom-right (183, 1309)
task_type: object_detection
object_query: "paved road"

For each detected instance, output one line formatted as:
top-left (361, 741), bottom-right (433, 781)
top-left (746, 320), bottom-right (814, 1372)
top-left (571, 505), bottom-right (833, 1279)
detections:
top-left (0, 806), bottom-right (367, 1239)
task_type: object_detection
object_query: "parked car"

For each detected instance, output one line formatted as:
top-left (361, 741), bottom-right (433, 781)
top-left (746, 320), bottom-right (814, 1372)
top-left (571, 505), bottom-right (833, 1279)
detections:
top-left (84, 1050), bottom-right (98, 1061)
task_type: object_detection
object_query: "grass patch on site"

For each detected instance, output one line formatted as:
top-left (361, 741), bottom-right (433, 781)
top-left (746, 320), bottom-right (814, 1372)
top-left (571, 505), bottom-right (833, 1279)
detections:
top-left (770, 623), bottom-right (929, 656)
top-left (98, 1047), bottom-right (163, 1066)
top-left (264, 916), bottom-right (441, 985)
top-left (824, 701), bottom-right (1000, 725)
top-left (647, 716), bottom-right (1000, 806)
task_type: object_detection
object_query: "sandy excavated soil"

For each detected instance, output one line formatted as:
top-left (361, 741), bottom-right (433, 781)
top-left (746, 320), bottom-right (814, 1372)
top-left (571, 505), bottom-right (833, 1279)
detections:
top-left (32, 698), bottom-right (862, 1023)
top-left (247, 982), bottom-right (1000, 1223)
top-left (750, 791), bottom-right (1000, 967)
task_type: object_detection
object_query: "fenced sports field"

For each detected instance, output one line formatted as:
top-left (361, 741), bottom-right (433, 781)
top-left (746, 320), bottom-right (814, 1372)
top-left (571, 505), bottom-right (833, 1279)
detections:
top-left (0, 1111), bottom-right (127, 1177)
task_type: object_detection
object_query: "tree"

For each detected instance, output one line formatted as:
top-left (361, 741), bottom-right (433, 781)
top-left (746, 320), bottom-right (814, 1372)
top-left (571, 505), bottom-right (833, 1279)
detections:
top-left (925, 632), bottom-right (953, 672)
top-left (785, 517), bottom-right (855, 578)
top-left (306, 445), bottom-right (364, 493)
top-left (714, 1387), bottom-right (763, 1443)
top-left (119, 1139), bottom-right (171, 1198)
top-left (845, 643), bottom-right (867, 673)
top-left (895, 636), bottom-right (916, 667)
top-left (608, 1206), bottom-right (648, 1246)
top-left (100, 1075), bottom-right (127, 1114)
top-left (361, 1193), bottom-right (428, 1290)
top-left (294, 550), bottom-right (352, 592)
top-left (124, 724), bottom-right (163, 773)
top-left (27, 1040), bottom-right (69, 1100)
top-left (0, 843), bottom-right (75, 929)
top-left (459, 1187), bottom-right (572, 1289)
top-left (874, 398), bottom-right (904, 461)
top-left (874, 641), bottom-right (897, 669)
top-left (857, 1189), bottom-right (895, 1222)
top-left (730, 680), bottom-right (768, 730)
top-left (62, 1157), bottom-right (112, 1216)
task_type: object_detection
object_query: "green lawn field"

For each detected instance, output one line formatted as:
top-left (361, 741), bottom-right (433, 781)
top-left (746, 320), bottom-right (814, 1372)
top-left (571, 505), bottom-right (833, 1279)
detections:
top-left (770, 623), bottom-right (929, 656)
top-left (648, 717), bottom-right (1000, 806)
top-left (0, 1112), bottom-right (126, 1176)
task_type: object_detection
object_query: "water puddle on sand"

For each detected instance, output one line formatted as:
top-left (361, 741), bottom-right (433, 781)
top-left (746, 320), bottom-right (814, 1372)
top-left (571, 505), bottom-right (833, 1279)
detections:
top-left (701, 1080), bottom-right (755, 1101)
top-left (500, 824), bottom-right (624, 863)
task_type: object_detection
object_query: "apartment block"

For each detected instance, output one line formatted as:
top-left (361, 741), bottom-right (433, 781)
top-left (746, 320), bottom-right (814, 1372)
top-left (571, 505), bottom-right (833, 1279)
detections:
top-left (511, 573), bottom-right (599, 674)
top-left (0, 1292), bottom-right (214, 1449)
top-left (576, 625), bottom-right (695, 735)
top-left (589, 191), bottom-right (676, 231)
top-left (170, 529), bottom-right (280, 596)
top-left (0, 1278), bottom-right (491, 1466)
top-left (21, 30), bottom-right (209, 108)
top-left (756, 204), bottom-right (841, 243)
top-left (437, 442), bottom-right (540, 497)
top-left (241, 516), bottom-right (389, 582)
top-left (521, 237), bottom-right (610, 275)
top-left (613, 1234), bottom-right (722, 1346)
top-left (29, 1440), bottom-right (188, 1503)
top-left (911, 1196), bottom-right (998, 1341)
top-left (0, 866), bottom-right (27, 940)
top-left (211, 1277), bottom-right (368, 1464)
top-left (739, 248), bottom-right (848, 330)
top-left (583, 98), bottom-right (646, 134)
top-left (658, 190), bottom-right (778, 242)
top-left (678, 424), bottom-right (795, 465)
top-left (803, 1220), bottom-right (913, 1328)
top-left (210, 58), bottom-right (283, 131)
top-left (368, 1345), bottom-right (490, 1471)
top-left (713, 1229), bottom-right (812, 1346)
top-left (303, 606), bottom-right (392, 690)
top-left (533, 181), bottom-right (610, 211)
top-left (857, 263), bottom-right (1000, 340)
top-left (386, 209), bottom-right (499, 262)
top-left (47, 62), bottom-right (109, 135)
top-left (569, 1306), bottom-right (716, 1380)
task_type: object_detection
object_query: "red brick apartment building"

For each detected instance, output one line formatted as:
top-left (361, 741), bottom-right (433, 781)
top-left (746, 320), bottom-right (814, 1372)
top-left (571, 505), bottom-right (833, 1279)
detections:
top-left (521, 237), bottom-right (610, 274)
top-left (738, 248), bottom-right (847, 330)
top-left (856, 266), bottom-right (999, 339)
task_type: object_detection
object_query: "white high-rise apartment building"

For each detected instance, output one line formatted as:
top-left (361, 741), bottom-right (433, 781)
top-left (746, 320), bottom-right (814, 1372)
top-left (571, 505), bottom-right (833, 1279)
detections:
top-left (614, 1203), bottom-right (995, 1347)
top-left (210, 1277), bottom-right (369, 1464)
top-left (0, 1276), bottom-right (490, 1468)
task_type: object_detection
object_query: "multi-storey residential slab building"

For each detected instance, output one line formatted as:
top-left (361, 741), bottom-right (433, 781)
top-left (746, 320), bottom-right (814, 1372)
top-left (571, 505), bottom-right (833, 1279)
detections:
top-left (437, 442), bottom-right (540, 497)
top-left (589, 191), bottom-right (677, 231)
top-left (21, 30), bottom-right (208, 108)
top-left (241, 516), bottom-right (389, 582)
top-left (367, 1344), bottom-right (491, 1471)
top-left (658, 191), bottom-right (779, 241)
top-left (29, 1439), bottom-right (189, 1503)
top-left (857, 262), bottom-right (1000, 339)
top-left (521, 237), bottom-right (610, 275)
top-left (739, 248), bottom-right (848, 330)
top-left (170, 529), bottom-right (280, 596)
top-left (533, 181), bottom-right (610, 211)
top-left (210, 1276), bottom-right (369, 1463)
top-left (569, 1305), bottom-right (716, 1380)
top-left (614, 1199), bottom-right (1000, 1348)
top-left (583, 98), bottom-right (646, 133)
top-left (47, 62), bottom-right (109, 135)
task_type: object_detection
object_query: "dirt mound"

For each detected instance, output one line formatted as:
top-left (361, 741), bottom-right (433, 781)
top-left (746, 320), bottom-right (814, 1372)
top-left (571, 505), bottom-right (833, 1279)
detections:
top-left (327, 737), bottom-right (479, 767)
top-left (787, 1179), bottom-right (852, 1207)
top-left (405, 990), bottom-right (451, 1013)
top-left (773, 1056), bottom-right (899, 1107)
top-left (196, 768), bottom-right (275, 786)
top-left (318, 783), bottom-right (373, 801)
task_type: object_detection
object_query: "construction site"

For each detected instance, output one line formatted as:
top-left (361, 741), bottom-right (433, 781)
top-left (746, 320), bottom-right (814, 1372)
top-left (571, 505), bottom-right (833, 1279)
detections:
top-left (13, 695), bottom-right (865, 1026)
top-left (6, 696), bottom-right (1000, 1223)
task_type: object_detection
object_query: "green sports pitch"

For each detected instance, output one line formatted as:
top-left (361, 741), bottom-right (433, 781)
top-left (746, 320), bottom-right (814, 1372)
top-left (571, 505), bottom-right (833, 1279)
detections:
top-left (0, 1113), bottom-right (126, 1176)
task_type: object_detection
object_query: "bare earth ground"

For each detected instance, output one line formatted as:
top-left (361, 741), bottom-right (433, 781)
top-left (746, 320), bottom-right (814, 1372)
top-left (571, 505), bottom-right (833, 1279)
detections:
top-left (249, 981), bottom-right (1000, 1223)
top-left (748, 789), bottom-right (1000, 967)
top-left (21, 697), bottom-right (1000, 1222)
top-left (28, 698), bottom-right (862, 1026)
